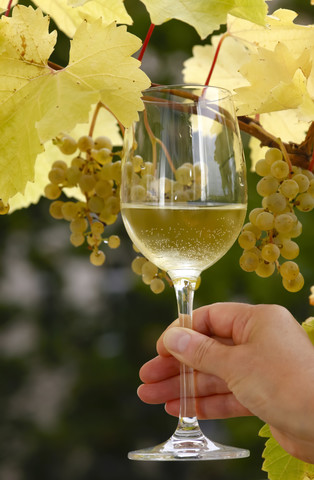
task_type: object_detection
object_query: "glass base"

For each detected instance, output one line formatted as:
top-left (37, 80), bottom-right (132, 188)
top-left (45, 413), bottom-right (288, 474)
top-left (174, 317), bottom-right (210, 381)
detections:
top-left (128, 432), bottom-right (250, 461)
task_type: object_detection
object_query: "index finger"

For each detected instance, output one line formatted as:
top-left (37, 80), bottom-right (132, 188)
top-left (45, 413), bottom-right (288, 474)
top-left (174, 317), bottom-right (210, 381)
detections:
top-left (157, 302), bottom-right (253, 356)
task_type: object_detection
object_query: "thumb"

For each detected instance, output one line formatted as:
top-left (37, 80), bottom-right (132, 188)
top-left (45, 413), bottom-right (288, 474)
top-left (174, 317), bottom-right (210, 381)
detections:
top-left (163, 326), bottom-right (233, 380)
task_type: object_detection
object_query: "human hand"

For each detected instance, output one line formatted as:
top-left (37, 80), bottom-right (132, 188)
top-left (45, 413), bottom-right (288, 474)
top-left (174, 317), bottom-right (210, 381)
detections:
top-left (138, 303), bottom-right (314, 463)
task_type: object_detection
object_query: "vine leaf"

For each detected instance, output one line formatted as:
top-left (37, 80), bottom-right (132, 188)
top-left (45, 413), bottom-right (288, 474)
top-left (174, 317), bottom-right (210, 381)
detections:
top-left (32, 0), bottom-right (133, 38)
top-left (260, 318), bottom-right (314, 480)
top-left (140, 0), bottom-right (268, 40)
top-left (235, 43), bottom-right (314, 118)
top-left (0, 5), bottom-right (150, 204)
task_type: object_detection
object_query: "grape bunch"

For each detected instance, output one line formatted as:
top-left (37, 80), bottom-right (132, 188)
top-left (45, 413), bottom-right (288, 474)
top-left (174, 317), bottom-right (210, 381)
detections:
top-left (239, 147), bottom-right (314, 292)
top-left (45, 133), bottom-right (122, 266)
top-left (131, 254), bottom-right (167, 294)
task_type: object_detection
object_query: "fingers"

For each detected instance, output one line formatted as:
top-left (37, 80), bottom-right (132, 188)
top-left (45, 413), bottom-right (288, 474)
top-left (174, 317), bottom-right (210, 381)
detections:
top-left (165, 394), bottom-right (252, 420)
top-left (138, 370), bottom-right (230, 405)
top-left (156, 302), bottom-right (254, 357)
top-left (162, 326), bottom-right (235, 381)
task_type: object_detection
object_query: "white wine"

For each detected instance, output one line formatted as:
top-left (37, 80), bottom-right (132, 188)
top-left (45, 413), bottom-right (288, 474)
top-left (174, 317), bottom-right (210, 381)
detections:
top-left (121, 203), bottom-right (246, 280)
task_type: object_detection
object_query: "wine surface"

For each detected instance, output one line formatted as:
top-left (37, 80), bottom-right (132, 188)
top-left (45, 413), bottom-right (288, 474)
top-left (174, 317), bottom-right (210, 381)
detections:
top-left (121, 203), bottom-right (246, 279)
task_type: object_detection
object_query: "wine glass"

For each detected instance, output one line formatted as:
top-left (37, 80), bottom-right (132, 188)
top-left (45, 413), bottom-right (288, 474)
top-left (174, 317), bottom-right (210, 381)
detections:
top-left (120, 84), bottom-right (249, 461)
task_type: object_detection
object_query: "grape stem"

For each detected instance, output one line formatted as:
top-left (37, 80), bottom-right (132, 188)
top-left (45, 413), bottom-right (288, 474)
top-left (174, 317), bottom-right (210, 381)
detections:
top-left (138, 23), bottom-right (155, 63)
top-left (204, 32), bottom-right (229, 86)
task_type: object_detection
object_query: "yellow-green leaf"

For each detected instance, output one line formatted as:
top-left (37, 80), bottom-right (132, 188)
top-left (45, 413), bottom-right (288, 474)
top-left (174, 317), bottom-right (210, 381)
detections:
top-left (140, 0), bottom-right (268, 40)
top-left (0, 5), bottom-right (150, 203)
top-left (259, 424), bottom-right (314, 480)
top-left (235, 43), bottom-right (313, 116)
top-left (183, 34), bottom-right (250, 92)
top-left (32, 0), bottom-right (132, 38)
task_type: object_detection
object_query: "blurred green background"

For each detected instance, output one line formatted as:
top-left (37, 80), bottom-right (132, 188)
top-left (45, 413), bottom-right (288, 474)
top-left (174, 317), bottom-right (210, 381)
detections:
top-left (0, 1), bottom-right (313, 479)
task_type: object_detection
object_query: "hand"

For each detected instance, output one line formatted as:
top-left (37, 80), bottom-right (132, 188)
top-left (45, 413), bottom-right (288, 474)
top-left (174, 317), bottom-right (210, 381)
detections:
top-left (138, 303), bottom-right (314, 463)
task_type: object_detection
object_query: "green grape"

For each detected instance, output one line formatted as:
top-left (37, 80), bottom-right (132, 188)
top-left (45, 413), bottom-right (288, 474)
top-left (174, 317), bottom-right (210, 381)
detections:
top-left (94, 136), bottom-right (112, 151)
top-left (61, 201), bottom-right (79, 221)
top-left (132, 155), bottom-right (144, 173)
top-left (282, 273), bottom-right (304, 292)
top-left (140, 174), bottom-right (155, 189)
top-left (79, 174), bottom-right (97, 193)
top-left (142, 261), bottom-right (158, 280)
top-left (274, 213), bottom-right (294, 234)
top-left (261, 243), bottom-right (280, 262)
top-left (111, 161), bottom-right (122, 183)
top-left (48, 167), bottom-right (67, 185)
top-left (175, 164), bottom-right (193, 186)
top-left (87, 233), bottom-right (102, 247)
top-left (242, 222), bottom-right (262, 240)
top-left (132, 243), bottom-right (141, 253)
top-left (142, 273), bottom-right (153, 285)
top-left (256, 211), bottom-right (274, 230)
top-left (44, 183), bottom-right (61, 200)
top-left (249, 207), bottom-right (265, 226)
top-left (295, 192), bottom-right (314, 212)
top-left (279, 179), bottom-right (299, 200)
top-left (105, 196), bottom-right (120, 215)
top-left (71, 156), bottom-right (85, 169)
top-left (255, 159), bottom-right (270, 177)
top-left (255, 261), bottom-right (275, 278)
top-left (90, 249), bottom-right (106, 266)
top-left (70, 217), bottom-right (88, 233)
top-left (289, 220), bottom-right (302, 238)
top-left (263, 192), bottom-right (287, 213)
top-left (280, 239), bottom-right (299, 260)
top-left (131, 256), bottom-right (147, 275)
top-left (98, 209), bottom-right (117, 225)
top-left (91, 221), bottom-right (105, 235)
top-left (88, 195), bottom-right (105, 214)
top-left (49, 201), bottom-right (64, 219)
top-left (131, 185), bottom-right (147, 202)
top-left (150, 277), bottom-right (165, 294)
top-left (0, 200), bottom-right (10, 215)
top-left (270, 160), bottom-right (290, 180)
top-left (141, 162), bottom-right (154, 176)
top-left (92, 148), bottom-right (112, 165)
top-left (239, 251), bottom-right (259, 272)
top-left (78, 135), bottom-right (94, 152)
top-left (58, 135), bottom-right (77, 155)
top-left (256, 175), bottom-right (279, 197)
top-left (238, 230), bottom-right (256, 249)
top-left (308, 179), bottom-right (314, 198)
top-left (66, 166), bottom-right (82, 186)
top-left (99, 164), bottom-right (113, 181)
top-left (95, 180), bottom-right (113, 199)
top-left (265, 148), bottom-right (282, 165)
top-left (159, 177), bottom-right (174, 195)
top-left (70, 232), bottom-right (85, 247)
top-left (52, 160), bottom-right (68, 171)
top-left (280, 261), bottom-right (299, 280)
top-left (293, 173), bottom-right (310, 193)
top-left (108, 235), bottom-right (120, 249)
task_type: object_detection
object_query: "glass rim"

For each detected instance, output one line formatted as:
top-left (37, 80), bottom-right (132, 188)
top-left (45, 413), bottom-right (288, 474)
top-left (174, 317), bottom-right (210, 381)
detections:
top-left (142, 84), bottom-right (233, 104)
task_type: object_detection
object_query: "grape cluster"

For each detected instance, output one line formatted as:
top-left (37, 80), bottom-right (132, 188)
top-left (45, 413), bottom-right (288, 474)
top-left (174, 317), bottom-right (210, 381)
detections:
top-left (45, 133), bottom-right (121, 266)
top-left (125, 156), bottom-right (206, 204)
top-left (239, 148), bottom-right (314, 292)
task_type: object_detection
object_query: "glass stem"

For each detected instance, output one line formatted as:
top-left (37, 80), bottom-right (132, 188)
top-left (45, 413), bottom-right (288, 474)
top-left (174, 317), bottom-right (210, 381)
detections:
top-left (173, 278), bottom-right (202, 438)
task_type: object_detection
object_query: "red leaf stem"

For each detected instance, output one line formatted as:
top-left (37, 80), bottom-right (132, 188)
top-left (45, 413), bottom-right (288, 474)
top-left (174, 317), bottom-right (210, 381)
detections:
top-left (204, 32), bottom-right (229, 86)
top-left (309, 149), bottom-right (314, 172)
top-left (5, 0), bottom-right (14, 16)
top-left (138, 23), bottom-right (155, 63)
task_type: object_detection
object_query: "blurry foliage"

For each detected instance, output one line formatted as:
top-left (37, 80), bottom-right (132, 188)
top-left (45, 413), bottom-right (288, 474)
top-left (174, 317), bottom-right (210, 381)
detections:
top-left (0, 1), bottom-right (313, 479)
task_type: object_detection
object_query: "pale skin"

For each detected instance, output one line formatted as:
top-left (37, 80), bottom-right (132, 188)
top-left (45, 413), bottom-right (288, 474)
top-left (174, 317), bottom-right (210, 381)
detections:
top-left (137, 303), bottom-right (314, 463)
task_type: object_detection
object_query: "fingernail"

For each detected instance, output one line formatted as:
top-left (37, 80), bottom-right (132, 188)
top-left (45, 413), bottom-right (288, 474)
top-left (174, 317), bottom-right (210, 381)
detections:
top-left (164, 327), bottom-right (191, 353)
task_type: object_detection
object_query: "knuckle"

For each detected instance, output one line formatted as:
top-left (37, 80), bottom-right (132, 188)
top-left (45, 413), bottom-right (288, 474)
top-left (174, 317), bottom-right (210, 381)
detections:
top-left (193, 338), bottom-right (212, 370)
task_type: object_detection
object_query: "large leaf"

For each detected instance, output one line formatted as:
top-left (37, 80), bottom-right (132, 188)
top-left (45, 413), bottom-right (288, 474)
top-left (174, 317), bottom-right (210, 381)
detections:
top-left (0, 6), bottom-right (150, 203)
top-left (260, 320), bottom-right (314, 480)
top-left (259, 424), bottom-right (314, 480)
top-left (140, 0), bottom-right (268, 40)
top-left (183, 34), bottom-right (250, 92)
top-left (32, 0), bottom-right (132, 38)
